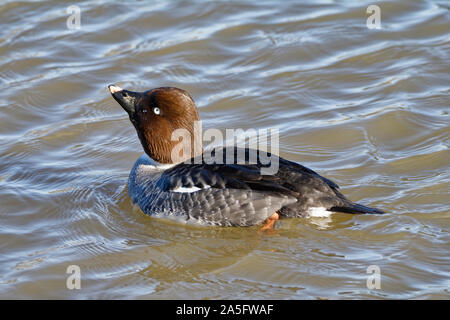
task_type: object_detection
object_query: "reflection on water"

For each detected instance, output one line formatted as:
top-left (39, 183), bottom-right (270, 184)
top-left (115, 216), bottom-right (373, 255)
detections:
top-left (0, 0), bottom-right (449, 299)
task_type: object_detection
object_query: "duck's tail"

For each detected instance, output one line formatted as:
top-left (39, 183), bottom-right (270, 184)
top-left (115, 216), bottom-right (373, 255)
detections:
top-left (330, 203), bottom-right (385, 215)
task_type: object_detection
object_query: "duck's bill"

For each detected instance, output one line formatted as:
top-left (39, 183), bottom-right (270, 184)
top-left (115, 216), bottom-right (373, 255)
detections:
top-left (108, 84), bottom-right (142, 116)
top-left (108, 84), bottom-right (123, 94)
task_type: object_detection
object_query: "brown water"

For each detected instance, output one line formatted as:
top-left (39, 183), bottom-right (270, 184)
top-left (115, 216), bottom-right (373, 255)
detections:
top-left (0, 0), bottom-right (449, 299)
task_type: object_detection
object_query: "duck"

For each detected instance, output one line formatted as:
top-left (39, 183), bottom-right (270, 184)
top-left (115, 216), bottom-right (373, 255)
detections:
top-left (108, 84), bottom-right (384, 229)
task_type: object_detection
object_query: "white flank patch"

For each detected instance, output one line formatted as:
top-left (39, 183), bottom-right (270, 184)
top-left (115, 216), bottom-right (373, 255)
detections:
top-left (307, 207), bottom-right (332, 218)
top-left (172, 185), bottom-right (211, 193)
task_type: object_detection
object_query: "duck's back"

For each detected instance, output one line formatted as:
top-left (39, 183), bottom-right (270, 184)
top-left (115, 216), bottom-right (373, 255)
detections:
top-left (127, 152), bottom-right (296, 226)
top-left (127, 147), bottom-right (383, 226)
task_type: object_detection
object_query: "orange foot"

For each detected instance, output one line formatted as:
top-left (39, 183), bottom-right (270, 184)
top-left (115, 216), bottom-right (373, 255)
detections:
top-left (260, 212), bottom-right (280, 232)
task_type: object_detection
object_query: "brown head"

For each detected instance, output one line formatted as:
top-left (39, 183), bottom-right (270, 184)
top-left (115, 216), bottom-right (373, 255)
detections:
top-left (109, 85), bottom-right (203, 164)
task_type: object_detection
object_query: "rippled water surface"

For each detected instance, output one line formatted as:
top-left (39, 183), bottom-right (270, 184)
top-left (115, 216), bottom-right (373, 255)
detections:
top-left (0, 0), bottom-right (449, 299)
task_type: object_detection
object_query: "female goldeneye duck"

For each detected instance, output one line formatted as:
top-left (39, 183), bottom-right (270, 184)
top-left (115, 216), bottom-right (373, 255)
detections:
top-left (108, 84), bottom-right (384, 229)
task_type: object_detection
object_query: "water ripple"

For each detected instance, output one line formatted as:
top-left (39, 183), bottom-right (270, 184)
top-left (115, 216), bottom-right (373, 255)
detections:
top-left (0, 0), bottom-right (448, 299)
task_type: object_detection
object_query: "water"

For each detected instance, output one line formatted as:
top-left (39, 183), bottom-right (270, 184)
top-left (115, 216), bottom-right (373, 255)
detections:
top-left (0, 0), bottom-right (449, 299)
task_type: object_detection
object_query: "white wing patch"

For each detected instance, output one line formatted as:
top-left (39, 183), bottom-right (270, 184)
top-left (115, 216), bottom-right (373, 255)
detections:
top-left (172, 185), bottom-right (211, 193)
